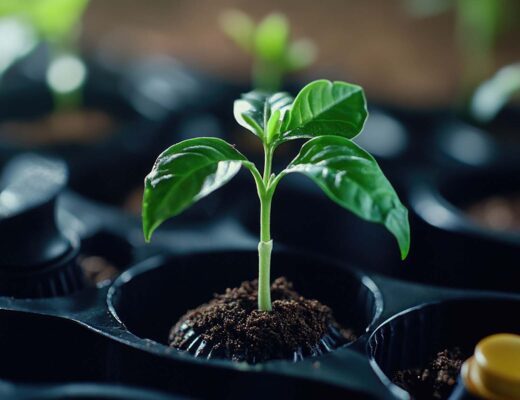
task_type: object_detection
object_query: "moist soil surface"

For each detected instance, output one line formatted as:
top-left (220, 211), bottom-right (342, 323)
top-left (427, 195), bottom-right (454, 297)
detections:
top-left (392, 347), bottom-right (466, 400)
top-left (169, 277), bottom-right (355, 363)
top-left (466, 194), bottom-right (520, 232)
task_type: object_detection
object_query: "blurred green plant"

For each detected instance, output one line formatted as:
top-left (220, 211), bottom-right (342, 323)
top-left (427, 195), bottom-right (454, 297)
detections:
top-left (219, 10), bottom-right (316, 92)
top-left (403, 0), bottom-right (517, 107)
top-left (471, 63), bottom-right (520, 123)
top-left (0, 0), bottom-right (89, 110)
top-left (455, 0), bottom-right (506, 98)
top-left (0, 17), bottom-right (36, 78)
top-left (0, 0), bottom-right (88, 45)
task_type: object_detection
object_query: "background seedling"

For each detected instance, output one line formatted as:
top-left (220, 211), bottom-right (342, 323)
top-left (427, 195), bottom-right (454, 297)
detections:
top-left (0, 0), bottom-right (89, 110)
top-left (142, 79), bottom-right (410, 311)
top-left (403, 0), bottom-right (518, 108)
top-left (470, 63), bottom-right (520, 123)
top-left (219, 9), bottom-right (316, 92)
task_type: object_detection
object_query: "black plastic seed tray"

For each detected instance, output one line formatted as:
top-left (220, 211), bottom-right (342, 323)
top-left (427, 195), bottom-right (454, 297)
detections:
top-left (1, 186), bottom-right (519, 400)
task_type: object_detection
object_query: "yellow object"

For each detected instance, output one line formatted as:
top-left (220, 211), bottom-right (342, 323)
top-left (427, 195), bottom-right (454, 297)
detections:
top-left (463, 333), bottom-right (520, 400)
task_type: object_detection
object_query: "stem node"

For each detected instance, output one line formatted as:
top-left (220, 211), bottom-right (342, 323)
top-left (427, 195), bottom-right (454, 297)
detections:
top-left (257, 240), bottom-right (273, 311)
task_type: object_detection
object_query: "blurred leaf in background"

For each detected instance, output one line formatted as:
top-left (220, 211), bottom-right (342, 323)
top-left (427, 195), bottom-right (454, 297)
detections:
top-left (455, 0), bottom-right (505, 97)
top-left (0, 0), bottom-right (90, 109)
top-left (0, 0), bottom-right (88, 47)
top-left (220, 9), bottom-right (316, 92)
top-left (0, 17), bottom-right (36, 79)
top-left (402, 0), bottom-right (452, 17)
top-left (403, 0), bottom-right (518, 109)
top-left (471, 63), bottom-right (520, 123)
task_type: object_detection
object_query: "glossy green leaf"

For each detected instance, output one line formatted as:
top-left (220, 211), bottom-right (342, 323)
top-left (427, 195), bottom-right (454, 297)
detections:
top-left (142, 138), bottom-right (248, 241)
top-left (234, 91), bottom-right (293, 141)
top-left (283, 135), bottom-right (410, 259)
top-left (280, 80), bottom-right (368, 143)
top-left (266, 109), bottom-right (282, 144)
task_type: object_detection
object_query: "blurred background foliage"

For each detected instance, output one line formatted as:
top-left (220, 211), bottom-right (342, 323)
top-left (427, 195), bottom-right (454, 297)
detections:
top-left (0, 0), bottom-right (89, 108)
top-left (0, 0), bottom-right (88, 44)
top-left (74, 0), bottom-right (520, 107)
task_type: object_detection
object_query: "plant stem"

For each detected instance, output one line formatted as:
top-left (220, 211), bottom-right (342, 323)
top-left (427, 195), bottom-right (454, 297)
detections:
top-left (257, 144), bottom-right (274, 311)
top-left (253, 59), bottom-right (283, 92)
top-left (53, 86), bottom-right (83, 112)
top-left (262, 144), bottom-right (273, 182)
top-left (48, 46), bottom-right (85, 113)
top-left (455, 0), bottom-right (501, 108)
top-left (257, 232), bottom-right (272, 311)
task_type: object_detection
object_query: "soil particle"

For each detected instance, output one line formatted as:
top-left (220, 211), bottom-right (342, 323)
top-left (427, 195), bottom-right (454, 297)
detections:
top-left (169, 277), bottom-right (355, 363)
top-left (392, 347), bottom-right (466, 400)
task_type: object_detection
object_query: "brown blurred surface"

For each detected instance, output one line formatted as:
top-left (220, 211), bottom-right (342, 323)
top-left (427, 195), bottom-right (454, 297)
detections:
top-left (82, 0), bottom-right (520, 107)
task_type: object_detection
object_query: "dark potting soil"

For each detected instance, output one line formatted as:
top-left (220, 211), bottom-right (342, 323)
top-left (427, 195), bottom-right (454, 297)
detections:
top-left (169, 277), bottom-right (355, 363)
top-left (466, 194), bottom-right (520, 232)
top-left (392, 348), bottom-right (466, 400)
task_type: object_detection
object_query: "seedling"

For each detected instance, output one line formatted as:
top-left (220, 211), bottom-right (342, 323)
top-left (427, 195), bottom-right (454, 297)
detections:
top-left (219, 10), bottom-right (316, 92)
top-left (142, 79), bottom-right (410, 311)
top-left (471, 62), bottom-right (520, 122)
top-left (0, 0), bottom-right (89, 109)
top-left (403, 0), bottom-right (517, 104)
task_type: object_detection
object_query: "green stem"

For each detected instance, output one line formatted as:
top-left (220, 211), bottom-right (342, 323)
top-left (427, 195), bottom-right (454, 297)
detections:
top-left (49, 41), bottom-right (85, 112)
top-left (258, 223), bottom-right (272, 311)
top-left (262, 144), bottom-right (273, 182)
top-left (257, 144), bottom-right (275, 311)
top-left (253, 59), bottom-right (283, 92)
top-left (455, 0), bottom-right (500, 108)
top-left (53, 85), bottom-right (83, 112)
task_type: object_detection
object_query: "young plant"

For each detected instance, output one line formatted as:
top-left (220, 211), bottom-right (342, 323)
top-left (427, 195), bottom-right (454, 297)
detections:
top-left (403, 0), bottom-right (517, 106)
top-left (142, 80), bottom-right (410, 311)
top-left (470, 62), bottom-right (520, 123)
top-left (219, 9), bottom-right (316, 92)
top-left (0, 0), bottom-right (89, 110)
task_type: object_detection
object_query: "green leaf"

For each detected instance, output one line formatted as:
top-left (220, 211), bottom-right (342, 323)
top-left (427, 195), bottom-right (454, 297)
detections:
top-left (1, 0), bottom-right (89, 43)
top-left (142, 137), bottom-right (248, 241)
top-left (234, 90), bottom-right (293, 141)
top-left (457, 0), bottom-right (504, 49)
top-left (219, 9), bottom-right (255, 53)
top-left (280, 80), bottom-right (368, 143)
top-left (266, 109), bottom-right (282, 144)
top-left (254, 13), bottom-right (289, 63)
top-left (283, 135), bottom-right (410, 259)
top-left (286, 39), bottom-right (317, 72)
top-left (471, 63), bottom-right (520, 122)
